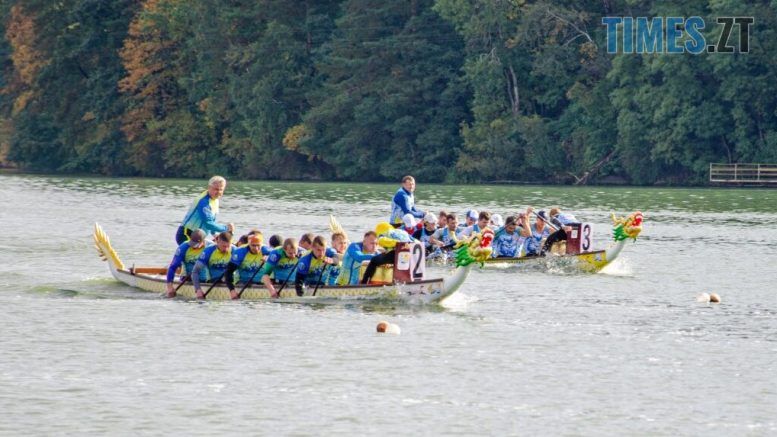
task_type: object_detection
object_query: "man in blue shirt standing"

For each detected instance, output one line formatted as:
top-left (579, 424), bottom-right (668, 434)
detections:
top-left (176, 176), bottom-right (235, 244)
top-left (389, 175), bottom-right (425, 227)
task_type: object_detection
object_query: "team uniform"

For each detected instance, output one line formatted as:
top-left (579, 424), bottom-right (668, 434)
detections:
top-left (458, 224), bottom-right (484, 238)
top-left (294, 248), bottom-right (338, 294)
top-left (491, 227), bottom-right (526, 258)
top-left (390, 187), bottom-right (424, 226)
top-left (336, 242), bottom-right (378, 286)
top-left (431, 227), bottom-right (458, 247)
top-left (223, 245), bottom-right (270, 291)
top-left (176, 191), bottom-right (228, 244)
top-left (191, 244), bottom-right (235, 290)
top-left (262, 247), bottom-right (299, 284)
top-left (524, 226), bottom-right (551, 256)
top-left (166, 241), bottom-right (212, 283)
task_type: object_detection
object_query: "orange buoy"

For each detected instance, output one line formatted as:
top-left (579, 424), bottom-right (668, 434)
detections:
top-left (376, 321), bottom-right (389, 333)
top-left (710, 293), bottom-right (721, 303)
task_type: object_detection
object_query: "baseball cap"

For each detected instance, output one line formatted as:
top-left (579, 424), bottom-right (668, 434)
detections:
top-left (424, 212), bottom-right (437, 224)
top-left (490, 213), bottom-right (504, 227)
top-left (402, 213), bottom-right (417, 228)
top-left (466, 209), bottom-right (479, 220)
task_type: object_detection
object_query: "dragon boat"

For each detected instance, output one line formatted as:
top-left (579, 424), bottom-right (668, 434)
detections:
top-left (93, 223), bottom-right (490, 304)
top-left (430, 211), bottom-right (644, 273)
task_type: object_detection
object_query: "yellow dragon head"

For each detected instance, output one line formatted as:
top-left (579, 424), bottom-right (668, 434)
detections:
top-left (611, 211), bottom-right (643, 241)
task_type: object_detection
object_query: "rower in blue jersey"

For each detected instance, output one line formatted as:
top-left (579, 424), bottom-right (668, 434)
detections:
top-left (430, 213), bottom-right (459, 249)
top-left (389, 175), bottom-right (425, 227)
top-left (260, 238), bottom-right (300, 298)
top-left (336, 231), bottom-right (378, 285)
top-left (491, 215), bottom-right (530, 258)
top-left (176, 176), bottom-right (234, 244)
top-left (323, 232), bottom-right (348, 286)
top-left (459, 211), bottom-right (491, 238)
top-left (224, 233), bottom-right (270, 299)
top-left (191, 231), bottom-right (235, 298)
top-left (294, 236), bottom-right (340, 296)
top-left (525, 210), bottom-right (552, 256)
top-left (165, 229), bottom-right (212, 297)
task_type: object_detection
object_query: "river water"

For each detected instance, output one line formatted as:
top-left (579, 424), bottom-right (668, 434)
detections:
top-left (1, 174), bottom-right (775, 435)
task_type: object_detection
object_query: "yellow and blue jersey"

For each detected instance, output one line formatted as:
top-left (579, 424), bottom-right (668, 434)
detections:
top-left (230, 246), bottom-right (267, 283)
top-left (197, 244), bottom-right (234, 280)
top-left (262, 247), bottom-right (298, 283)
top-left (336, 242), bottom-right (377, 285)
top-left (180, 191), bottom-right (227, 236)
top-left (166, 241), bottom-right (212, 282)
top-left (390, 187), bottom-right (424, 225)
top-left (295, 248), bottom-right (338, 286)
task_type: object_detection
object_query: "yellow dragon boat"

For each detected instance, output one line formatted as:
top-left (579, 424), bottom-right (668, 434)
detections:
top-left (479, 211), bottom-right (644, 272)
top-left (93, 223), bottom-right (490, 304)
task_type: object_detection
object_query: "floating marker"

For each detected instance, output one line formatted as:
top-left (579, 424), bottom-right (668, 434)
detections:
top-left (376, 321), bottom-right (401, 335)
top-left (696, 293), bottom-right (711, 303)
top-left (709, 293), bottom-right (721, 303)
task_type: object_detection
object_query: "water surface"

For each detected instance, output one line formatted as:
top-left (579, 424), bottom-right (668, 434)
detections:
top-left (1, 174), bottom-right (775, 435)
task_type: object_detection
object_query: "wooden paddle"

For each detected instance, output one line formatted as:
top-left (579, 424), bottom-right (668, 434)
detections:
top-left (236, 261), bottom-right (266, 299)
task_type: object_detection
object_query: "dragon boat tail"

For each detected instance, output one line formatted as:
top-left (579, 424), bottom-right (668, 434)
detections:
top-left (93, 223), bottom-right (480, 304)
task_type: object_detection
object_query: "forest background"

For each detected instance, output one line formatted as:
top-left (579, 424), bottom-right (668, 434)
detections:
top-left (1, 0), bottom-right (775, 185)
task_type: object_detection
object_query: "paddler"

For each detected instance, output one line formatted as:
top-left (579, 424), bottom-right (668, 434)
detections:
top-left (260, 238), bottom-right (300, 298)
top-left (324, 232), bottom-right (348, 285)
top-left (412, 213), bottom-right (439, 254)
top-left (176, 176), bottom-right (234, 244)
top-left (191, 231), bottom-right (235, 299)
top-left (525, 210), bottom-right (551, 256)
top-left (390, 175), bottom-right (425, 227)
top-left (165, 229), bottom-right (211, 298)
top-left (224, 232), bottom-right (268, 299)
top-left (459, 211), bottom-right (491, 237)
top-left (491, 215), bottom-right (530, 258)
top-left (360, 222), bottom-right (413, 284)
top-left (541, 207), bottom-right (581, 255)
top-left (294, 236), bottom-right (340, 296)
top-left (430, 213), bottom-right (459, 248)
top-left (336, 231), bottom-right (379, 285)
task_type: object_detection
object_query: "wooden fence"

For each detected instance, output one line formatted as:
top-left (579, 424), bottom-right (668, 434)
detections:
top-left (709, 163), bottom-right (777, 185)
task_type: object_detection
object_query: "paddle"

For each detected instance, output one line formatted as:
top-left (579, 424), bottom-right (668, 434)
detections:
top-left (312, 263), bottom-right (330, 297)
top-left (167, 273), bottom-right (191, 298)
top-left (236, 261), bottom-right (266, 299)
top-left (202, 273), bottom-right (225, 299)
top-left (530, 209), bottom-right (559, 232)
top-left (275, 258), bottom-right (301, 298)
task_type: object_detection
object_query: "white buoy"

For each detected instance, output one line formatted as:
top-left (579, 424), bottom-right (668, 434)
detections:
top-left (696, 293), bottom-right (711, 303)
top-left (709, 293), bottom-right (721, 303)
top-left (376, 321), bottom-right (401, 335)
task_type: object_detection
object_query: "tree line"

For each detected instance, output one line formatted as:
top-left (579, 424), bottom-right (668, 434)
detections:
top-left (1, 0), bottom-right (775, 185)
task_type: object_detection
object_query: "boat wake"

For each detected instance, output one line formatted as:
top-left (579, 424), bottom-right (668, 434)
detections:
top-left (598, 258), bottom-right (634, 277)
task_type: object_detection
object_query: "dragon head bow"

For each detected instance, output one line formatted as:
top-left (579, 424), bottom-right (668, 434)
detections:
top-left (611, 211), bottom-right (643, 241)
top-left (454, 228), bottom-right (494, 267)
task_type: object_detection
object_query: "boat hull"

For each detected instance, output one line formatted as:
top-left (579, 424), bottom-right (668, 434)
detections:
top-left (95, 224), bottom-right (469, 304)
